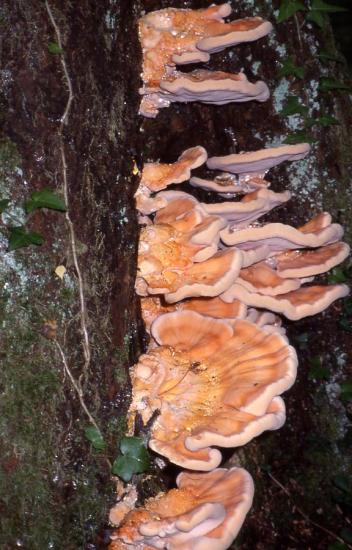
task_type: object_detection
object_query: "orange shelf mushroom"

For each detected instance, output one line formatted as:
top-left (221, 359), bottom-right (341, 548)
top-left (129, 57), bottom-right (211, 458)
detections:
top-left (129, 310), bottom-right (297, 470)
top-left (190, 173), bottom-right (270, 196)
top-left (203, 188), bottom-right (291, 224)
top-left (139, 4), bottom-right (272, 116)
top-left (135, 146), bottom-right (207, 215)
top-left (141, 296), bottom-right (247, 332)
top-left (207, 143), bottom-right (311, 175)
top-left (110, 467), bottom-right (254, 550)
top-left (222, 283), bottom-right (349, 321)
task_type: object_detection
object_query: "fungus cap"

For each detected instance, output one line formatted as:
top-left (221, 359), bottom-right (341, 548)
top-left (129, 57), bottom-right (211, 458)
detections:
top-left (197, 18), bottom-right (273, 53)
top-left (159, 70), bottom-right (270, 105)
top-left (221, 283), bottom-right (349, 320)
top-left (141, 146), bottom-right (207, 193)
top-left (109, 467), bottom-right (254, 550)
top-left (207, 143), bottom-right (310, 174)
top-left (130, 310), bottom-right (297, 469)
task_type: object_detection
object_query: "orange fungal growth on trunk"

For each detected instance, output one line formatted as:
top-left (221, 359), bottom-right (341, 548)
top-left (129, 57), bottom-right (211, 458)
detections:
top-left (139, 4), bottom-right (272, 116)
top-left (109, 467), bottom-right (254, 550)
top-left (129, 310), bottom-right (297, 470)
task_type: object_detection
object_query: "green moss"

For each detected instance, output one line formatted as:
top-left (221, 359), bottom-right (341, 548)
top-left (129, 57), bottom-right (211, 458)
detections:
top-left (0, 137), bottom-right (113, 548)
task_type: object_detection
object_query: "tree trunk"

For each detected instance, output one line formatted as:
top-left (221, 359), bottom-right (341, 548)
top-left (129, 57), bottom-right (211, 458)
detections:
top-left (0, 1), bottom-right (351, 549)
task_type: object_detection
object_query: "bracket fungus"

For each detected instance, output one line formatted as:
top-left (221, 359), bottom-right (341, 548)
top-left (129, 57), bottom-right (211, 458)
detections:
top-left (129, 310), bottom-right (297, 470)
top-left (190, 174), bottom-right (270, 196)
top-left (203, 188), bottom-right (291, 224)
top-left (207, 143), bottom-right (311, 175)
top-left (141, 146), bottom-right (207, 194)
top-left (111, 5), bottom-right (351, 549)
top-left (221, 284), bottom-right (349, 321)
top-left (109, 467), bottom-right (254, 550)
top-left (155, 70), bottom-right (270, 110)
top-left (135, 147), bottom-right (207, 215)
top-left (141, 296), bottom-right (247, 332)
top-left (220, 213), bottom-right (344, 249)
top-left (139, 4), bottom-right (272, 116)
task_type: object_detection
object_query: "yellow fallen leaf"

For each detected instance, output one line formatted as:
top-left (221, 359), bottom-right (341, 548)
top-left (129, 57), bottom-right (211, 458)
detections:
top-left (132, 160), bottom-right (140, 176)
top-left (55, 265), bottom-right (66, 279)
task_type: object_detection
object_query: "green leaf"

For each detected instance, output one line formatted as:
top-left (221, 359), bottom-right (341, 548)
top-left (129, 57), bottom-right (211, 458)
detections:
top-left (280, 96), bottom-right (309, 117)
top-left (84, 426), bottom-right (106, 451)
top-left (8, 226), bottom-right (44, 251)
top-left (328, 267), bottom-right (347, 284)
top-left (0, 198), bottom-right (10, 213)
top-left (294, 332), bottom-right (309, 349)
top-left (277, 0), bottom-right (307, 23)
top-left (341, 529), bottom-right (352, 544)
top-left (308, 356), bottom-right (330, 381)
top-left (112, 455), bottom-right (145, 482)
top-left (283, 131), bottom-right (316, 145)
top-left (340, 381), bottom-right (352, 403)
top-left (328, 543), bottom-right (347, 550)
top-left (333, 474), bottom-right (352, 494)
top-left (120, 437), bottom-right (147, 458)
top-left (112, 437), bottom-right (150, 482)
top-left (340, 317), bottom-right (352, 332)
top-left (307, 9), bottom-right (328, 27)
top-left (25, 188), bottom-right (67, 214)
top-left (310, 0), bottom-right (347, 12)
top-left (343, 298), bottom-right (352, 317)
top-left (316, 114), bottom-right (340, 127)
top-left (278, 57), bottom-right (305, 79)
top-left (318, 50), bottom-right (344, 63)
top-left (48, 42), bottom-right (63, 55)
top-left (320, 78), bottom-right (352, 93)
top-left (307, 0), bottom-right (347, 27)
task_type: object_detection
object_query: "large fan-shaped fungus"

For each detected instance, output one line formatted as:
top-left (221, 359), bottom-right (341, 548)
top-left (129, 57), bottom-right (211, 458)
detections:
top-left (129, 310), bottom-right (297, 470)
top-left (109, 467), bottom-right (254, 550)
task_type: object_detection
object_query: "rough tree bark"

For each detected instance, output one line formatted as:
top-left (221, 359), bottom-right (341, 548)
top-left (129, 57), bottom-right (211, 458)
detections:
top-left (0, 1), bottom-right (351, 549)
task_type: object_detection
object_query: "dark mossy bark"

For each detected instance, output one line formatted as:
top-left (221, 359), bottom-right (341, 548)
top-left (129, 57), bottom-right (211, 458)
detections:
top-left (1, 1), bottom-right (144, 548)
top-left (0, 0), bottom-right (351, 549)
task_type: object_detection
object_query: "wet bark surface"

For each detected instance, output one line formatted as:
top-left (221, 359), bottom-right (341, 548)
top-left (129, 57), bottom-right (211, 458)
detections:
top-left (0, 0), bottom-right (351, 549)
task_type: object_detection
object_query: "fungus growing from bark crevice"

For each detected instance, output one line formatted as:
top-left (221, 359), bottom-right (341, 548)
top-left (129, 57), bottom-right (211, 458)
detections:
top-left (129, 310), bottom-right (297, 470)
top-left (139, 4), bottom-right (273, 116)
top-left (109, 467), bottom-right (254, 550)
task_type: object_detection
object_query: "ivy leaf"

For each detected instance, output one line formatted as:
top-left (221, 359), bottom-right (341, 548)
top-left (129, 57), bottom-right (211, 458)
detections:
top-left (283, 131), bottom-right (316, 144)
top-left (308, 356), bottom-right (330, 381)
top-left (318, 50), bottom-right (344, 63)
top-left (333, 474), bottom-right (352, 494)
top-left (277, 0), bottom-right (307, 23)
top-left (343, 298), bottom-right (352, 317)
top-left (316, 114), bottom-right (340, 127)
top-left (328, 267), bottom-right (347, 284)
top-left (307, 0), bottom-right (346, 27)
top-left (25, 188), bottom-right (67, 214)
top-left (320, 78), bottom-right (352, 93)
top-left (340, 317), bottom-right (352, 332)
top-left (341, 529), bottom-right (352, 544)
top-left (280, 96), bottom-right (309, 117)
top-left (278, 57), bottom-right (305, 79)
top-left (84, 426), bottom-right (106, 451)
top-left (0, 198), bottom-right (10, 213)
top-left (339, 381), bottom-right (352, 403)
top-left (112, 436), bottom-right (150, 482)
top-left (8, 226), bottom-right (44, 251)
top-left (306, 9), bottom-right (328, 27)
top-left (293, 332), bottom-right (309, 349)
top-left (309, 0), bottom-right (347, 12)
top-left (48, 42), bottom-right (63, 55)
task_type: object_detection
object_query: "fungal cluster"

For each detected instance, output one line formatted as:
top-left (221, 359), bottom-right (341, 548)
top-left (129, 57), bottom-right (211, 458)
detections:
top-left (109, 4), bottom-right (350, 550)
